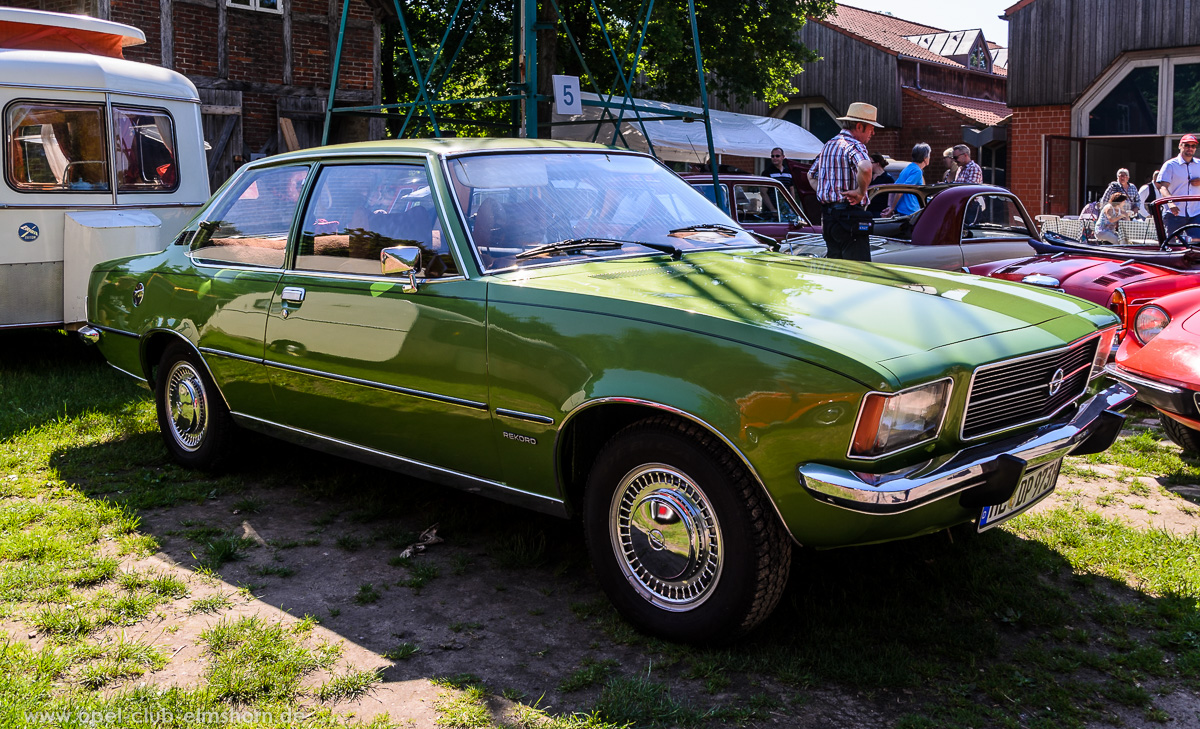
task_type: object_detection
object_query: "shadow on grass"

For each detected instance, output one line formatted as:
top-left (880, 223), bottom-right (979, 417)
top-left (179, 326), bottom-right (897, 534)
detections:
top-left (48, 425), bottom-right (1200, 727)
top-left (0, 329), bottom-right (148, 441)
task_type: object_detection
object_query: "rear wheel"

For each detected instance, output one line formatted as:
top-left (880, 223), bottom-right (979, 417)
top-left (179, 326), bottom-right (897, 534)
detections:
top-left (583, 416), bottom-right (792, 643)
top-left (1162, 414), bottom-right (1200, 456)
top-left (155, 343), bottom-right (236, 471)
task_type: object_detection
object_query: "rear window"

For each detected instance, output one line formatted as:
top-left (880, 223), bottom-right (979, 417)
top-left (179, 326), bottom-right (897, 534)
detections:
top-left (6, 102), bottom-right (110, 193)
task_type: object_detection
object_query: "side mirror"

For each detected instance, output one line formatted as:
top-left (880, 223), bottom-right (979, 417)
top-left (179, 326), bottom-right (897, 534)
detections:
top-left (785, 213), bottom-right (800, 226)
top-left (381, 245), bottom-right (422, 292)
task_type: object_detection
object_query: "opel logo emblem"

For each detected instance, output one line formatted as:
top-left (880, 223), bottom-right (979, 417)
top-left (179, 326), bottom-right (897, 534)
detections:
top-left (1048, 367), bottom-right (1066, 395)
top-left (132, 282), bottom-right (145, 307)
top-left (648, 528), bottom-right (665, 551)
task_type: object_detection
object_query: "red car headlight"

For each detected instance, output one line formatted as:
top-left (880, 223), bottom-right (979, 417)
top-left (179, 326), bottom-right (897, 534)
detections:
top-left (1133, 305), bottom-right (1170, 345)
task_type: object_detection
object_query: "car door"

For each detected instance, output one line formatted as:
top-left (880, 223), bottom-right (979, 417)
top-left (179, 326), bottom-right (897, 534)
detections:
top-left (960, 193), bottom-right (1040, 267)
top-left (733, 183), bottom-right (808, 240)
top-left (262, 161), bottom-right (499, 481)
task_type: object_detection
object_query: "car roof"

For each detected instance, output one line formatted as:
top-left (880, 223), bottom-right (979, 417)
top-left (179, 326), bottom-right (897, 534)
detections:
top-left (259, 138), bottom-right (622, 165)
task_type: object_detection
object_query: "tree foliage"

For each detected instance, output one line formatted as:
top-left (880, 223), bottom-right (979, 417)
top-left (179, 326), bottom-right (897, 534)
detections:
top-left (377, 0), bottom-right (836, 137)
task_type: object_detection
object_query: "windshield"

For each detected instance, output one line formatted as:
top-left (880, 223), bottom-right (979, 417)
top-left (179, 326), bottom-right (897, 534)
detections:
top-left (449, 152), bottom-right (758, 270)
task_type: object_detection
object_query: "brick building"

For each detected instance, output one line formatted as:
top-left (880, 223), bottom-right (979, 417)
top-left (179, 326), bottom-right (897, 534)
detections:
top-left (9, 0), bottom-right (381, 188)
top-left (1004, 0), bottom-right (1200, 216)
top-left (779, 4), bottom-right (1010, 184)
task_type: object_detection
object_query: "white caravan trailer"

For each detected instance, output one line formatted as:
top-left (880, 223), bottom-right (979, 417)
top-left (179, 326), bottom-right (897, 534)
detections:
top-left (0, 8), bottom-right (208, 329)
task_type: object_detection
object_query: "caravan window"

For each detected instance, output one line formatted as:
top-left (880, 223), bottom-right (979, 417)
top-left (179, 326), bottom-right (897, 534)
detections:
top-left (6, 102), bottom-right (110, 193)
top-left (114, 106), bottom-right (179, 193)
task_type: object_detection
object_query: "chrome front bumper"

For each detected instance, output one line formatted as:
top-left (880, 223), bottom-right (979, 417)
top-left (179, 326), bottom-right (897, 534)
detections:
top-left (797, 382), bottom-right (1136, 515)
top-left (1105, 363), bottom-right (1200, 419)
top-left (78, 324), bottom-right (101, 345)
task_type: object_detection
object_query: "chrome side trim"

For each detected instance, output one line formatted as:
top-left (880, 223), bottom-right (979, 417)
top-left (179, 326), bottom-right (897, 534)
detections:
top-left (495, 408), bottom-right (555, 424)
top-left (107, 361), bottom-right (149, 387)
top-left (279, 269), bottom-right (468, 286)
top-left (799, 383), bottom-right (1136, 515)
top-left (198, 347), bottom-right (265, 365)
top-left (231, 412), bottom-right (567, 518)
top-left (0, 201), bottom-right (207, 209)
top-left (1104, 362), bottom-right (1183, 395)
top-left (0, 320), bottom-right (63, 330)
top-left (92, 324), bottom-right (139, 338)
top-left (960, 332), bottom-right (1101, 441)
top-left (556, 397), bottom-right (800, 546)
top-left (263, 359), bottom-right (488, 410)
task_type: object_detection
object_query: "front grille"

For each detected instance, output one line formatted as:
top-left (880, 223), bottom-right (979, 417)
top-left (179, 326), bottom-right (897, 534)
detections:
top-left (961, 335), bottom-right (1098, 439)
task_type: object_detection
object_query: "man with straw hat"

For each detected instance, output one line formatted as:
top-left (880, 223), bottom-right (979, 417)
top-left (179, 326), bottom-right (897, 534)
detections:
top-left (806, 102), bottom-right (881, 261)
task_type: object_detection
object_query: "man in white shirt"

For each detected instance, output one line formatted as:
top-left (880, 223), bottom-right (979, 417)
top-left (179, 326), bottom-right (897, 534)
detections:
top-left (1155, 134), bottom-right (1200, 241)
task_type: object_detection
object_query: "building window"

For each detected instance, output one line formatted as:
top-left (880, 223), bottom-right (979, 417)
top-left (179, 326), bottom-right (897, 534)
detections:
top-left (776, 102), bottom-right (839, 145)
top-left (1172, 63), bottom-right (1200, 134)
top-left (227, 0), bottom-right (281, 14)
top-left (1088, 66), bottom-right (1158, 136)
top-left (979, 143), bottom-right (1006, 188)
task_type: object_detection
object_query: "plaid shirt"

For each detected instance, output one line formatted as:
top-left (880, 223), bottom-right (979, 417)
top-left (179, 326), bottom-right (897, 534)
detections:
top-left (1100, 181), bottom-right (1141, 215)
top-left (955, 160), bottom-right (983, 184)
top-left (809, 130), bottom-right (870, 205)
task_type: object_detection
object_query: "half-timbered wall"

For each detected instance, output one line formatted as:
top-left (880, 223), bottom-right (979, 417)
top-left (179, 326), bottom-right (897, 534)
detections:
top-left (1007, 0), bottom-right (1200, 107)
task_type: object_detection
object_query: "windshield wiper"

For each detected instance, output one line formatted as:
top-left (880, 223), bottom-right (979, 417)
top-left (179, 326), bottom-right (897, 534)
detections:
top-left (669, 222), bottom-right (779, 251)
top-left (515, 237), bottom-right (684, 261)
top-left (669, 222), bottom-right (743, 236)
top-left (515, 238), bottom-right (624, 260)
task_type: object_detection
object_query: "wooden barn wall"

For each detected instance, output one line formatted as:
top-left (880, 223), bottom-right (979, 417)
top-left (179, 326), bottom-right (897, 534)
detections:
top-left (792, 22), bottom-right (901, 127)
top-left (898, 62), bottom-right (1007, 103)
top-left (1009, 0), bottom-right (1200, 107)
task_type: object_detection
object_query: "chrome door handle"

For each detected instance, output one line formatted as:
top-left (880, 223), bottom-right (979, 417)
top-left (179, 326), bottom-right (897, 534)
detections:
top-left (281, 286), bottom-right (306, 304)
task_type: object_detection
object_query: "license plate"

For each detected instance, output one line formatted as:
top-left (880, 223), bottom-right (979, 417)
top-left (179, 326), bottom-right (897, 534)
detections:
top-left (977, 458), bottom-right (1062, 531)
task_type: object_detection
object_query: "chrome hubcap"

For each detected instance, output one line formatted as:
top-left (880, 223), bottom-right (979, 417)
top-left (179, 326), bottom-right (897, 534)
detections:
top-left (610, 464), bottom-right (722, 610)
top-left (166, 362), bottom-right (207, 452)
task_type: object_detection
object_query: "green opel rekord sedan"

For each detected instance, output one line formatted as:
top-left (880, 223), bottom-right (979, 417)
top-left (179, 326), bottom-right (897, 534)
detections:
top-left (82, 138), bottom-right (1135, 643)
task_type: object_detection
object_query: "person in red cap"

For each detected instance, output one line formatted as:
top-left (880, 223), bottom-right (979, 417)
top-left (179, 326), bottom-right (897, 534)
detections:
top-left (1155, 134), bottom-right (1200, 240)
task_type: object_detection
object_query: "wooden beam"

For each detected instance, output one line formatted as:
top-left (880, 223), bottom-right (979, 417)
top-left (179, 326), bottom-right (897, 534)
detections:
top-left (217, 0), bottom-right (228, 79)
top-left (160, 0), bottom-right (174, 68)
top-left (279, 117), bottom-right (300, 152)
top-left (201, 104), bottom-right (242, 115)
top-left (282, 0), bottom-right (293, 86)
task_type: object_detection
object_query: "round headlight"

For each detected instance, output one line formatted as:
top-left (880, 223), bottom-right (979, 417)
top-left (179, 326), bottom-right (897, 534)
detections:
top-left (1133, 305), bottom-right (1170, 345)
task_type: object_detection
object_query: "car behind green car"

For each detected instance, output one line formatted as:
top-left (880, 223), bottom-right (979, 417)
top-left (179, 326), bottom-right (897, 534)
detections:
top-left (82, 139), bottom-right (1135, 643)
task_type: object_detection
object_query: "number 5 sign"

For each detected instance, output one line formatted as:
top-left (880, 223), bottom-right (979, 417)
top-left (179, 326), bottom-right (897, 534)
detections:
top-left (553, 75), bottom-right (582, 115)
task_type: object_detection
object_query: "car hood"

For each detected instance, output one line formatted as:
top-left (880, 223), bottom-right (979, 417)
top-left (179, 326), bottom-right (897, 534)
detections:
top-left (490, 251), bottom-right (1108, 387)
top-left (984, 256), bottom-right (1173, 306)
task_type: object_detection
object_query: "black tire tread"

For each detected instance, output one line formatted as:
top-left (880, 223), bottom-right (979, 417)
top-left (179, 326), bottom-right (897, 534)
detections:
top-left (593, 414), bottom-right (792, 638)
top-left (1162, 415), bottom-right (1200, 456)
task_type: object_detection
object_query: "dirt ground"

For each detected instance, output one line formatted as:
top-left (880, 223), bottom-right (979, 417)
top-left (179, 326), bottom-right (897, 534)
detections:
top-left (34, 421), bottom-right (1200, 728)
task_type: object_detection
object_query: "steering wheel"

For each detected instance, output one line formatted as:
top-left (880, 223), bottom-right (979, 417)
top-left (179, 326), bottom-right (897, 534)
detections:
top-left (1160, 223), bottom-right (1200, 250)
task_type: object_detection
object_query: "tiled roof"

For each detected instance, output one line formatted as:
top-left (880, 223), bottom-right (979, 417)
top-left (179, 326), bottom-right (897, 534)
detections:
top-left (817, 4), bottom-right (1005, 76)
top-left (905, 87), bottom-right (1011, 126)
top-left (817, 5), bottom-right (959, 67)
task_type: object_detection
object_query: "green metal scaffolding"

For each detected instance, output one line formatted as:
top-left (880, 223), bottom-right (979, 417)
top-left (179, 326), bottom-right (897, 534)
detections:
top-left (320, 0), bottom-right (724, 208)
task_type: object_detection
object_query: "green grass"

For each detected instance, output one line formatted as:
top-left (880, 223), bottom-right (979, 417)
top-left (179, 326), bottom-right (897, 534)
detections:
top-left (383, 642), bottom-right (420, 660)
top-left (316, 667), bottom-right (383, 702)
top-left (1082, 427), bottom-right (1200, 484)
top-left (354, 583), bottom-right (382, 605)
top-left (200, 615), bottom-right (341, 702)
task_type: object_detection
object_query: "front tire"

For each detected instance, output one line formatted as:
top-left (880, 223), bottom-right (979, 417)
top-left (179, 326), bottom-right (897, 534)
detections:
top-left (1162, 414), bottom-right (1200, 456)
top-left (583, 416), bottom-right (792, 643)
top-left (155, 343), bottom-right (236, 471)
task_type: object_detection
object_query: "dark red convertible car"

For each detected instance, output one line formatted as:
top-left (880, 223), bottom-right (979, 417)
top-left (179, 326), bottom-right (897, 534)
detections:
top-left (1104, 287), bottom-right (1200, 454)
top-left (966, 196), bottom-right (1200, 336)
top-left (682, 173), bottom-right (820, 241)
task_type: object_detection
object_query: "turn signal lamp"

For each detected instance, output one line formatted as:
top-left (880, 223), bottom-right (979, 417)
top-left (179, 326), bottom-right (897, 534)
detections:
top-left (1090, 326), bottom-right (1120, 378)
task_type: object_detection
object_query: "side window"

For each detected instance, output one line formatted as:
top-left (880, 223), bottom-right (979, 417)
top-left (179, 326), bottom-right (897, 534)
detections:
top-left (295, 164), bottom-right (457, 278)
top-left (6, 102), bottom-right (109, 193)
top-left (113, 107), bottom-right (178, 193)
top-left (190, 165), bottom-right (309, 268)
top-left (962, 195), bottom-right (1034, 239)
top-left (733, 185), bottom-right (782, 223)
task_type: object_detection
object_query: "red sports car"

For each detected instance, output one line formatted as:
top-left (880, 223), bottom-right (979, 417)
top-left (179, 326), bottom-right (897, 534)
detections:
top-left (1104, 287), bottom-right (1200, 454)
top-left (966, 196), bottom-right (1200, 336)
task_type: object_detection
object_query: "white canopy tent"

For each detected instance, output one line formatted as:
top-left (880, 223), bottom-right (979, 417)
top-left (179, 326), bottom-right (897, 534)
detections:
top-left (551, 92), bottom-right (824, 164)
